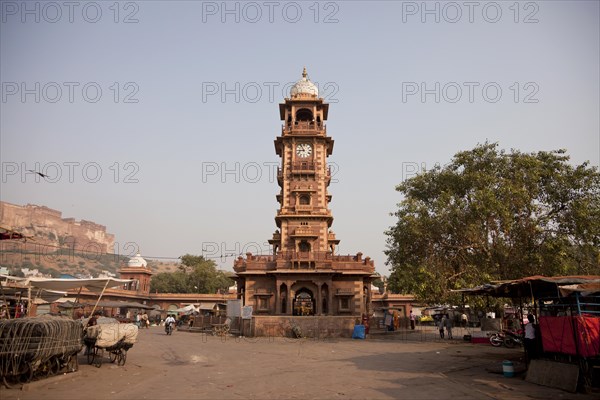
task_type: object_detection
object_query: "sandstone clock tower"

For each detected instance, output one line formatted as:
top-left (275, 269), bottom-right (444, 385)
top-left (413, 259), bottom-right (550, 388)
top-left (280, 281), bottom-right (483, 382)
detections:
top-left (271, 67), bottom-right (337, 261)
top-left (234, 69), bottom-right (375, 335)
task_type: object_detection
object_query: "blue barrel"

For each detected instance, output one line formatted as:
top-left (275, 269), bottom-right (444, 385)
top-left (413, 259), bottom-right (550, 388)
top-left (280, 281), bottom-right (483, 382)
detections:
top-left (352, 325), bottom-right (366, 339)
top-left (502, 360), bottom-right (514, 377)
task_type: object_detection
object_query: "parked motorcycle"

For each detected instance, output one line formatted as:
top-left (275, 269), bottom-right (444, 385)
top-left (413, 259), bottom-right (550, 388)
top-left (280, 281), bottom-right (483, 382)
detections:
top-left (502, 329), bottom-right (524, 348)
top-left (489, 329), bottom-right (523, 348)
top-left (489, 331), bottom-right (505, 347)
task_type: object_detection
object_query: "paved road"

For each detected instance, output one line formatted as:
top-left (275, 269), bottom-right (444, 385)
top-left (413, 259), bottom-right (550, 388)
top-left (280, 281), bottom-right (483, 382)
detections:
top-left (1, 326), bottom-right (596, 400)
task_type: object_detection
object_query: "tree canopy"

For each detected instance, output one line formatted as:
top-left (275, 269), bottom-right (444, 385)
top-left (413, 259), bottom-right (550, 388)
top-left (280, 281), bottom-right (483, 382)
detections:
top-left (150, 254), bottom-right (234, 294)
top-left (385, 143), bottom-right (600, 304)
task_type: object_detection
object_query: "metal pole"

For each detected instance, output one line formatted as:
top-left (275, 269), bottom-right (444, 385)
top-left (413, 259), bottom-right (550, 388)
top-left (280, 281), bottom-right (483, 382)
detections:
top-left (89, 279), bottom-right (111, 317)
top-left (72, 286), bottom-right (83, 318)
top-left (27, 285), bottom-right (32, 317)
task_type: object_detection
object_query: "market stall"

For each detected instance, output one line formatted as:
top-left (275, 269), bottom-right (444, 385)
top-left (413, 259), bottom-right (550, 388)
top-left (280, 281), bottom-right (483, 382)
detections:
top-left (455, 275), bottom-right (600, 392)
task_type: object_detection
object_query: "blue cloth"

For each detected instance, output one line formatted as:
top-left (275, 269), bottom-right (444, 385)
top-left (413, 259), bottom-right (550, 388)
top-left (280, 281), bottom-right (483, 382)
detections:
top-left (352, 325), bottom-right (366, 339)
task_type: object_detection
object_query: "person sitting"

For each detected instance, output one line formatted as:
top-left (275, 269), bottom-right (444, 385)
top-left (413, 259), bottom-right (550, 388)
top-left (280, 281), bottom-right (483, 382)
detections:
top-left (87, 311), bottom-right (101, 327)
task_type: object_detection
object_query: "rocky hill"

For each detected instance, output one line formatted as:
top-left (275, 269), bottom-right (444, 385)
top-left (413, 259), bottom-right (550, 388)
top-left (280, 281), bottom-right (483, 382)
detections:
top-left (0, 201), bottom-right (178, 277)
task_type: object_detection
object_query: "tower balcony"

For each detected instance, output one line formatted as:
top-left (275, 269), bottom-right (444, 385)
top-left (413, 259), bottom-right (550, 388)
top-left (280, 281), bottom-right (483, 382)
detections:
top-left (294, 204), bottom-right (312, 212)
top-left (282, 121), bottom-right (326, 135)
top-left (268, 231), bottom-right (281, 245)
top-left (328, 231), bottom-right (340, 244)
top-left (277, 164), bottom-right (331, 186)
top-left (234, 251), bottom-right (374, 273)
top-left (291, 161), bottom-right (316, 172)
top-left (234, 254), bottom-right (277, 273)
top-left (290, 227), bottom-right (319, 237)
top-left (277, 164), bottom-right (327, 187)
top-left (278, 251), bottom-right (374, 270)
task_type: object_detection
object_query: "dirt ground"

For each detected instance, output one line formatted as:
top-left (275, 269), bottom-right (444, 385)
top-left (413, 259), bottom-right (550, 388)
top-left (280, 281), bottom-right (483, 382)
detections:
top-left (1, 326), bottom-right (597, 400)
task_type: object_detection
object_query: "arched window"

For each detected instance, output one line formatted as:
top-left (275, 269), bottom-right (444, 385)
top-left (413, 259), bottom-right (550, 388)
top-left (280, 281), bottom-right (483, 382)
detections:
top-left (299, 241), bottom-right (310, 252)
top-left (299, 194), bottom-right (310, 205)
top-left (295, 108), bottom-right (313, 121)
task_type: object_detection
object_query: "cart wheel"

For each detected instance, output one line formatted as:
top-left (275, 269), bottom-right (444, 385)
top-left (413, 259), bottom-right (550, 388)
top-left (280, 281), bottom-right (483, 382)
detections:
top-left (3, 363), bottom-right (33, 388)
top-left (35, 357), bottom-right (59, 378)
top-left (50, 356), bottom-right (61, 376)
top-left (66, 354), bottom-right (78, 373)
top-left (109, 350), bottom-right (118, 363)
top-left (2, 375), bottom-right (15, 389)
top-left (35, 359), bottom-right (51, 378)
top-left (93, 348), bottom-right (103, 368)
top-left (2, 374), bottom-right (23, 389)
top-left (117, 349), bottom-right (127, 366)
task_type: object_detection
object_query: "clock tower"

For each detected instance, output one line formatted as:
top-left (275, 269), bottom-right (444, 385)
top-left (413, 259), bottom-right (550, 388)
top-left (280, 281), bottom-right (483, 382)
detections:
top-left (234, 69), bottom-right (375, 334)
top-left (271, 67), bottom-right (337, 260)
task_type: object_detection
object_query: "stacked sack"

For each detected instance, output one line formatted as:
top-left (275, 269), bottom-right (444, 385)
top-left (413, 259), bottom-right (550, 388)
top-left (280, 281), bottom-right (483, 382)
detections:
top-left (85, 323), bottom-right (138, 348)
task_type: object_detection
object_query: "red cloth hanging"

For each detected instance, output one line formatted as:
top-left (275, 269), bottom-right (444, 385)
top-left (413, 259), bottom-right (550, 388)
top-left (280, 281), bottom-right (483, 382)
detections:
top-left (539, 316), bottom-right (600, 357)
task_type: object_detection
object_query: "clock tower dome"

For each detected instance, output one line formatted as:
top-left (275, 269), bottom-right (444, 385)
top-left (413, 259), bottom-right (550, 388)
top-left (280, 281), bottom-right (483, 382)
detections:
top-left (234, 69), bottom-right (375, 334)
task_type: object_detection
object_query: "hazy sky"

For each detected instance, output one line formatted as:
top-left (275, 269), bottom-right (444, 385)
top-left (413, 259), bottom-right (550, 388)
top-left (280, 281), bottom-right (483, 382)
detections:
top-left (1, 1), bottom-right (599, 275)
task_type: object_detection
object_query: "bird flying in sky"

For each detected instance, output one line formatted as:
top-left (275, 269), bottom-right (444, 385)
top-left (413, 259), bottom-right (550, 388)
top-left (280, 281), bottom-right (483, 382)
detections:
top-left (27, 170), bottom-right (49, 178)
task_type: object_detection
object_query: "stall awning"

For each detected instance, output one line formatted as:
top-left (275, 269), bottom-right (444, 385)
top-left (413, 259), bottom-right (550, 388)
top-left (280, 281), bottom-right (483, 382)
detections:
top-left (93, 300), bottom-right (155, 310)
top-left (25, 277), bottom-right (134, 291)
top-left (33, 289), bottom-right (68, 304)
top-left (199, 303), bottom-right (216, 310)
top-left (174, 304), bottom-right (199, 314)
top-left (453, 275), bottom-right (600, 299)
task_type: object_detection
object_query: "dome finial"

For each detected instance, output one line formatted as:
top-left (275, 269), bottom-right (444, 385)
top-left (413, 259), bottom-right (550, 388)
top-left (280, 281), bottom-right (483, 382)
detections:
top-left (290, 68), bottom-right (318, 97)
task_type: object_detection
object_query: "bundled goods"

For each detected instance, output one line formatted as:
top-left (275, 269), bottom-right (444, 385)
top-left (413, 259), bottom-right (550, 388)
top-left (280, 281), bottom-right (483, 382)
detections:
top-left (0, 315), bottom-right (83, 381)
top-left (85, 323), bottom-right (138, 348)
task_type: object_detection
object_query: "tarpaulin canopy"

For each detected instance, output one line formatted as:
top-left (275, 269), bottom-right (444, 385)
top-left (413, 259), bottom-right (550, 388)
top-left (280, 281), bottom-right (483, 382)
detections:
top-left (33, 289), bottom-right (68, 304)
top-left (93, 300), bottom-right (155, 310)
top-left (174, 304), bottom-right (199, 314)
top-left (558, 282), bottom-right (600, 297)
top-left (25, 277), bottom-right (134, 291)
top-left (0, 226), bottom-right (32, 241)
top-left (199, 302), bottom-right (216, 311)
top-left (57, 300), bottom-right (86, 309)
top-left (453, 275), bottom-right (600, 299)
top-left (0, 275), bottom-right (27, 283)
top-left (1, 275), bottom-right (138, 317)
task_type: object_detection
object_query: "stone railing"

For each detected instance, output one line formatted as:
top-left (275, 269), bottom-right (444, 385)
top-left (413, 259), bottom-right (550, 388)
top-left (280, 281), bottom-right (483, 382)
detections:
top-left (282, 122), bottom-right (326, 135)
top-left (291, 227), bottom-right (318, 236)
top-left (234, 251), bottom-right (374, 273)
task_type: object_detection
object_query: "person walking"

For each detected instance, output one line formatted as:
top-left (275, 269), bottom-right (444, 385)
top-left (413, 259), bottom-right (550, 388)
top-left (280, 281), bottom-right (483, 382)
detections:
top-left (409, 310), bottom-right (416, 330)
top-left (439, 315), bottom-right (446, 339)
top-left (142, 312), bottom-right (149, 329)
top-left (445, 314), bottom-right (453, 339)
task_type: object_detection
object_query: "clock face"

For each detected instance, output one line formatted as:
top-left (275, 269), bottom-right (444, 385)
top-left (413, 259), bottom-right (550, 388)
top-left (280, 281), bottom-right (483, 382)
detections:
top-left (296, 143), bottom-right (312, 158)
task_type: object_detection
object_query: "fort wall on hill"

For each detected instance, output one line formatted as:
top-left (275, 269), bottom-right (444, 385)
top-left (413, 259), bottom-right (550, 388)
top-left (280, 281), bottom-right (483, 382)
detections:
top-left (0, 201), bottom-right (115, 253)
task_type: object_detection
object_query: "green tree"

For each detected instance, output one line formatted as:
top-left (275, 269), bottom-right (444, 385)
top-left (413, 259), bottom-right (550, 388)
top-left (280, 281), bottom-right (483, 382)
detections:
top-left (150, 254), bottom-right (234, 294)
top-left (385, 143), bottom-right (600, 304)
